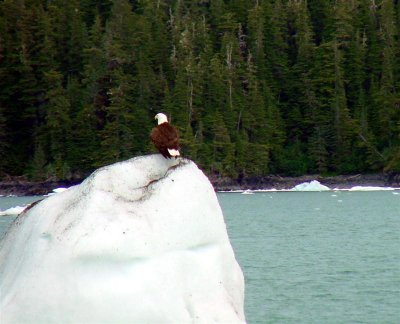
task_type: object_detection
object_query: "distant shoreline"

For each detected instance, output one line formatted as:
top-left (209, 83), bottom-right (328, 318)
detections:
top-left (0, 179), bottom-right (81, 196)
top-left (209, 173), bottom-right (400, 192)
top-left (1, 173), bottom-right (399, 196)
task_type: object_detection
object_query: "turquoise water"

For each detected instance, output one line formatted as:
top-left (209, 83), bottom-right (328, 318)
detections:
top-left (219, 191), bottom-right (400, 323)
top-left (1, 192), bottom-right (399, 323)
top-left (0, 196), bottom-right (42, 237)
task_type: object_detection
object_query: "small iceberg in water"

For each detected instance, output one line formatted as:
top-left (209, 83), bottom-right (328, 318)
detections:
top-left (45, 187), bottom-right (70, 196)
top-left (52, 187), bottom-right (68, 193)
top-left (348, 186), bottom-right (397, 191)
top-left (0, 205), bottom-right (26, 216)
top-left (291, 180), bottom-right (330, 192)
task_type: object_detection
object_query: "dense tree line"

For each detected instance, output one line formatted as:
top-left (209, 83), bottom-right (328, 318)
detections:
top-left (0, 0), bottom-right (399, 181)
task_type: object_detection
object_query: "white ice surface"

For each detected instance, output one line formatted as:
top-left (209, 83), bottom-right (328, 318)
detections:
top-left (347, 186), bottom-right (397, 191)
top-left (44, 187), bottom-right (70, 196)
top-left (0, 206), bottom-right (26, 216)
top-left (219, 186), bottom-right (399, 193)
top-left (291, 180), bottom-right (331, 191)
top-left (52, 187), bottom-right (69, 193)
top-left (0, 154), bottom-right (245, 323)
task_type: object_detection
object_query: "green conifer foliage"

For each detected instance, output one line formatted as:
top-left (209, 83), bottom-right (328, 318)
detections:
top-left (43, 70), bottom-right (72, 179)
top-left (0, 105), bottom-right (7, 175)
top-left (99, 69), bottom-right (135, 164)
top-left (211, 111), bottom-right (235, 176)
top-left (310, 41), bottom-right (335, 172)
top-left (0, 0), bottom-right (399, 179)
top-left (30, 143), bottom-right (47, 181)
top-left (375, 0), bottom-right (398, 149)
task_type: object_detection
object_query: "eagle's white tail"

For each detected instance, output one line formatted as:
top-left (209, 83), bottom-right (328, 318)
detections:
top-left (168, 148), bottom-right (180, 157)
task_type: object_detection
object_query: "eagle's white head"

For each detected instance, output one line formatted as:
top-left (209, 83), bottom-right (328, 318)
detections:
top-left (154, 113), bottom-right (168, 125)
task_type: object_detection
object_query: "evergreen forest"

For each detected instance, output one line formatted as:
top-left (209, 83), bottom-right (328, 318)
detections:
top-left (1, 0), bottom-right (400, 181)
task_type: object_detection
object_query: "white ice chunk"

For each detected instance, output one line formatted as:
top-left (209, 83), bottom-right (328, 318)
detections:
top-left (52, 187), bottom-right (69, 193)
top-left (0, 154), bottom-right (245, 323)
top-left (0, 205), bottom-right (26, 216)
top-left (291, 180), bottom-right (331, 191)
top-left (348, 186), bottom-right (396, 191)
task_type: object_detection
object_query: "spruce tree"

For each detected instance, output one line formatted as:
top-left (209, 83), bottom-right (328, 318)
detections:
top-left (99, 69), bottom-right (135, 164)
top-left (0, 104), bottom-right (7, 176)
top-left (309, 41), bottom-right (335, 173)
top-left (43, 70), bottom-right (72, 179)
top-left (0, 0), bottom-right (400, 179)
top-left (247, 3), bottom-right (266, 85)
top-left (262, 0), bottom-right (289, 95)
top-left (332, 39), bottom-right (354, 172)
top-left (0, 0), bottom-right (39, 174)
top-left (49, 0), bottom-right (87, 78)
top-left (211, 111), bottom-right (235, 176)
top-left (70, 14), bottom-right (108, 172)
top-left (375, 0), bottom-right (398, 150)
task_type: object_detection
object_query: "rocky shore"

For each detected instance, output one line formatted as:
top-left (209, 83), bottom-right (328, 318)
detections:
top-left (0, 179), bottom-right (81, 196)
top-left (1, 173), bottom-right (399, 196)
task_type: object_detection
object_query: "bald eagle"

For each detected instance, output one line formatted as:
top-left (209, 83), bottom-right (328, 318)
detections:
top-left (150, 113), bottom-right (180, 159)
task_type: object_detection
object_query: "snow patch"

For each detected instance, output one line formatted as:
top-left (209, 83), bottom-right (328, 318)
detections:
top-left (0, 155), bottom-right (245, 323)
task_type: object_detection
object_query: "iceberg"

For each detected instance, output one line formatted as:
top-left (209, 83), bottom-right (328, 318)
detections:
top-left (0, 155), bottom-right (245, 323)
top-left (0, 205), bottom-right (26, 216)
top-left (44, 187), bottom-right (70, 196)
top-left (52, 187), bottom-right (69, 193)
top-left (291, 180), bottom-right (330, 191)
top-left (347, 186), bottom-right (397, 191)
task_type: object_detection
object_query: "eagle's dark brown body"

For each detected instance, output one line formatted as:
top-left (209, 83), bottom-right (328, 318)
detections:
top-left (150, 122), bottom-right (180, 158)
